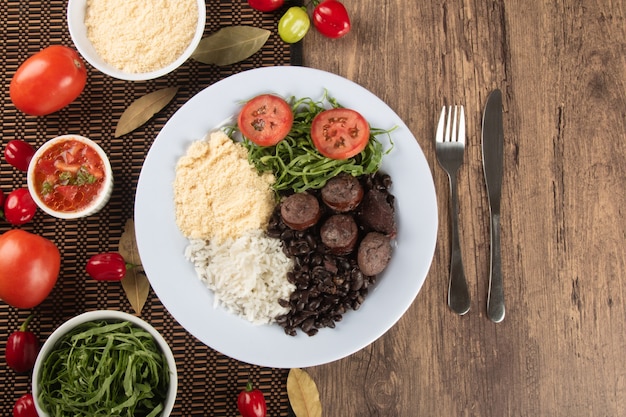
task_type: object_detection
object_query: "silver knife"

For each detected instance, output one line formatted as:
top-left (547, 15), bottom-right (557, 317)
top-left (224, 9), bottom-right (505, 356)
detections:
top-left (482, 89), bottom-right (505, 323)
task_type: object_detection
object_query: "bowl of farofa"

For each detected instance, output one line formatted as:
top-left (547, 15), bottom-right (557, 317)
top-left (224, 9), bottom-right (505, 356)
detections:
top-left (67, 0), bottom-right (206, 81)
top-left (32, 310), bottom-right (177, 417)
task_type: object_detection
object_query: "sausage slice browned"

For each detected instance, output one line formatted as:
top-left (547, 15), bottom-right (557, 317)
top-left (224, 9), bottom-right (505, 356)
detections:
top-left (357, 232), bottom-right (392, 276)
top-left (357, 189), bottom-right (396, 237)
top-left (321, 173), bottom-right (364, 212)
top-left (320, 214), bottom-right (358, 255)
top-left (280, 192), bottom-right (321, 231)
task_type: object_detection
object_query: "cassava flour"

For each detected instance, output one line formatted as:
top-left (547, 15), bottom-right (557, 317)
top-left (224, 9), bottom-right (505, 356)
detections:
top-left (85, 0), bottom-right (198, 73)
top-left (174, 130), bottom-right (276, 243)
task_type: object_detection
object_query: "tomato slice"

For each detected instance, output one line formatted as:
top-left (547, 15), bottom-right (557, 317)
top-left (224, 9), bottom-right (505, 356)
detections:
top-left (310, 108), bottom-right (370, 159)
top-left (237, 94), bottom-right (294, 146)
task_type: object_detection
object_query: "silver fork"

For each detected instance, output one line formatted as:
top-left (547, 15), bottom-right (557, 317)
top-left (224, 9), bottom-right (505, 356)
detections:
top-left (435, 105), bottom-right (471, 315)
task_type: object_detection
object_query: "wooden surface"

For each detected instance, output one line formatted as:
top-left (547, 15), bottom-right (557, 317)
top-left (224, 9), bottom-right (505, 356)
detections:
top-left (302, 1), bottom-right (626, 416)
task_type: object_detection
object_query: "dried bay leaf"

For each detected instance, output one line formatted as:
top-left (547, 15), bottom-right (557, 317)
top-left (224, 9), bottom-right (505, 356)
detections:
top-left (191, 25), bottom-right (270, 66)
top-left (115, 87), bottom-right (178, 138)
top-left (119, 219), bottom-right (150, 315)
top-left (287, 368), bottom-right (323, 417)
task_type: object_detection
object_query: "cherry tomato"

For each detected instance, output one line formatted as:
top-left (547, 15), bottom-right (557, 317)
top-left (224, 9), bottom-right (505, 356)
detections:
top-left (248, 0), bottom-right (284, 12)
top-left (13, 393), bottom-right (38, 417)
top-left (0, 229), bottom-right (61, 309)
top-left (313, 0), bottom-right (351, 39)
top-left (4, 188), bottom-right (37, 226)
top-left (311, 108), bottom-right (371, 159)
top-left (4, 140), bottom-right (36, 171)
top-left (237, 94), bottom-right (294, 146)
top-left (6, 315), bottom-right (40, 373)
top-left (278, 7), bottom-right (311, 43)
top-left (237, 381), bottom-right (267, 417)
top-left (86, 252), bottom-right (128, 281)
top-left (10, 45), bottom-right (87, 116)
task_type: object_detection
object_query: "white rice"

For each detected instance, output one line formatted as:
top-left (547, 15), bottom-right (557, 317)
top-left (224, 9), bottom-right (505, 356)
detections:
top-left (184, 229), bottom-right (295, 325)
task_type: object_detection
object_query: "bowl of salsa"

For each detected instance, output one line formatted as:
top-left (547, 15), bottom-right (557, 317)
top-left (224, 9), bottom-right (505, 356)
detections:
top-left (27, 135), bottom-right (113, 219)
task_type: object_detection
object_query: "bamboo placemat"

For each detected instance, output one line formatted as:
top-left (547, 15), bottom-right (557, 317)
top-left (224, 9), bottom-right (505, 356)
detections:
top-left (0, 1), bottom-right (300, 415)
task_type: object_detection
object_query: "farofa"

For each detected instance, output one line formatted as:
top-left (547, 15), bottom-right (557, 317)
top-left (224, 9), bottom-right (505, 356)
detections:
top-left (174, 130), bottom-right (276, 244)
top-left (85, 0), bottom-right (198, 73)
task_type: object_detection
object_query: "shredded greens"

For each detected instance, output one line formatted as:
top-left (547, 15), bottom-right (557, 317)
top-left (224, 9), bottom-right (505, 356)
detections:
top-left (38, 320), bottom-right (170, 417)
top-left (230, 93), bottom-right (394, 193)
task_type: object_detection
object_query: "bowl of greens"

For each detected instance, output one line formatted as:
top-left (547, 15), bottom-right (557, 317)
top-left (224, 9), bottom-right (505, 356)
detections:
top-left (32, 310), bottom-right (177, 417)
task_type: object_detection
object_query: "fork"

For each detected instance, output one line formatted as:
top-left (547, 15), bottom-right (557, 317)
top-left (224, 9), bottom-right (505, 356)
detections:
top-left (435, 105), bottom-right (471, 315)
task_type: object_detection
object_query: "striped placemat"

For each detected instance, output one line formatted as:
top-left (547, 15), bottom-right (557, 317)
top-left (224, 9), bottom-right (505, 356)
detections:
top-left (0, 1), bottom-right (300, 415)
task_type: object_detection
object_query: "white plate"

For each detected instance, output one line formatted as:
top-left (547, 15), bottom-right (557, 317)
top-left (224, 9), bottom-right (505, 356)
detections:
top-left (135, 66), bottom-right (438, 368)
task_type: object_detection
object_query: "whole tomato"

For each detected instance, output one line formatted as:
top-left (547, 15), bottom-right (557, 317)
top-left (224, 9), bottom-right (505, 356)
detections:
top-left (278, 7), bottom-right (311, 43)
top-left (10, 45), bottom-right (87, 116)
top-left (3, 188), bottom-right (37, 226)
top-left (4, 140), bottom-right (36, 171)
top-left (0, 229), bottom-right (61, 309)
top-left (248, 0), bottom-right (284, 12)
top-left (313, 0), bottom-right (351, 39)
top-left (13, 393), bottom-right (38, 417)
top-left (86, 252), bottom-right (128, 281)
top-left (6, 315), bottom-right (40, 373)
top-left (237, 381), bottom-right (267, 417)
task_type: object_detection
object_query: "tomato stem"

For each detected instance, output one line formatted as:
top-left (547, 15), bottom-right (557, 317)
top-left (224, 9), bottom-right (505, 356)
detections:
top-left (246, 380), bottom-right (254, 392)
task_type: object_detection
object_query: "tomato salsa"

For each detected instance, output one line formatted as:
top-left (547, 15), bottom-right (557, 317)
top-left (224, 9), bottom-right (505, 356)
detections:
top-left (31, 138), bottom-right (106, 213)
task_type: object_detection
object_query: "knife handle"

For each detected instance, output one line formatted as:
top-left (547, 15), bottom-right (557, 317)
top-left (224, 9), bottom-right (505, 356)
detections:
top-left (487, 213), bottom-right (505, 322)
top-left (447, 174), bottom-right (470, 315)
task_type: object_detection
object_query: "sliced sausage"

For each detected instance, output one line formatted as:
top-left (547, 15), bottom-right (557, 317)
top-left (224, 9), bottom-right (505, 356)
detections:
top-left (357, 189), bottom-right (396, 237)
top-left (320, 214), bottom-right (358, 255)
top-left (357, 232), bottom-right (392, 276)
top-left (321, 173), bottom-right (364, 212)
top-left (280, 192), bottom-right (321, 231)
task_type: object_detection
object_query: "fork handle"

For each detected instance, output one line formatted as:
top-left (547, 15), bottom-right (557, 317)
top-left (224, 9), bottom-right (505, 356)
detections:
top-left (447, 174), bottom-right (471, 315)
top-left (487, 213), bottom-right (505, 322)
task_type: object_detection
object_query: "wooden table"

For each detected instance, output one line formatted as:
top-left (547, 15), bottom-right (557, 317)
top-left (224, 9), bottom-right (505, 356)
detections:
top-left (302, 1), bottom-right (626, 416)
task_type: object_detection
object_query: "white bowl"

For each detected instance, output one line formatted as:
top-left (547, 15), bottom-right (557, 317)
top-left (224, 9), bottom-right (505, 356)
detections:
top-left (67, 0), bottom-right (206, 81)
top-left (32, 310), bottom-right (178, 417)
top-left (27, 134), bottom-right (113, 219)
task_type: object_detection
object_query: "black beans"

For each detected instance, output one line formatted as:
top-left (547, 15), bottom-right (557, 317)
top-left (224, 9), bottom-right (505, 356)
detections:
top-left (271, 172), bottom-right (395, 337)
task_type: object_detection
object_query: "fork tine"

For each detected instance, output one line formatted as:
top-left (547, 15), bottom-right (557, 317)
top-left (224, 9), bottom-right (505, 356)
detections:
top-left (451, 106), bottom-right (459, 144)
top-left (458, 105), bottom-right (465, 145)
top-left (436, 106), bottom-right (446, 142)
top-left (444, 106), bottom-right (452, 143)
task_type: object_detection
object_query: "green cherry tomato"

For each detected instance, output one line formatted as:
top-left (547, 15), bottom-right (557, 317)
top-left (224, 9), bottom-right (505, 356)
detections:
top-left (278, 7), bottom-right (310, 43)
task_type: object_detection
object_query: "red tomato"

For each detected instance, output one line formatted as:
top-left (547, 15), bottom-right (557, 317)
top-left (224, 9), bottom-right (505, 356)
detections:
top-left (248, 0), bottom-right (284, 12)
top-left (237, 381), bottom-right (267, 417)
top-left (237, 94), bottom-right (294, 146)
top-left (0, 229), bottom-right (61, 309)
top-left (313, 0), bottom-right (351, 39)
top-left (310, 108), bottom-right (370, 159)
top-left (4, 140), bottom-right (36, 171)
top-left (13, 393), bottom-right (38, 417)
top-left (4, 188), bottom-right (37, 226)
top-left (10, 45), bottom-right (87, 116)
top-left (86, 252), bottom-right (128, 281)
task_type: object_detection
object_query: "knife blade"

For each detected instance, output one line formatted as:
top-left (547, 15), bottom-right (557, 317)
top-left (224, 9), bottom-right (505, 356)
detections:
top-left (482, 89), bottom-right (505, 323)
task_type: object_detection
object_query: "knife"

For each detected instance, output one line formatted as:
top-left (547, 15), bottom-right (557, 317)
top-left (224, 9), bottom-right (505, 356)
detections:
top-left (482, 89), bottom-right (505, 323)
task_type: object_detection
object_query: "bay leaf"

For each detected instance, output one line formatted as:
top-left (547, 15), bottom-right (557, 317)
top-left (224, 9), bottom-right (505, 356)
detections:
top-left (191, 25), bottom-right (270, 66)
top-left (114, 87), bottom-right (178, 138)
top-left (119, 218), bottom-right (150, 315)
top-left (287, 368), bottom-right (323, 417)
